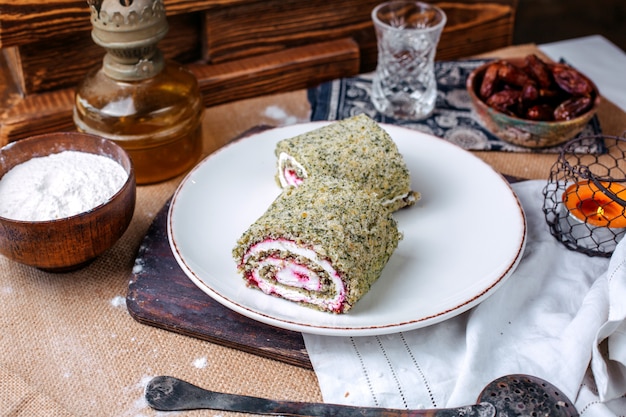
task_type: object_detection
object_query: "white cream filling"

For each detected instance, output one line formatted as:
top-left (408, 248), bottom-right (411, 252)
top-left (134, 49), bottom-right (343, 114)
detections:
top-left (382, 191), bottom-right (416, 207)
top-left (277, 152), bottom-right (307, 187)
top-left (279, 152), bottom-right (413, 208)
top-left (265, 257), bottom-right (321, 291)
top-left (244, 239), bottom-right (346, 311)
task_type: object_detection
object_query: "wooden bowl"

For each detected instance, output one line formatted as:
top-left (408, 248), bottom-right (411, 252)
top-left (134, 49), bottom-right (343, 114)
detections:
top-left (0, 132), bottom-right (136, 272)
top-left (466, 58), bottom-right (600, 148)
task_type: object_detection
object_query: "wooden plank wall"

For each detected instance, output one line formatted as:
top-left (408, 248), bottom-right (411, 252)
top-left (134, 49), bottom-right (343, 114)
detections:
top-left (0, 0), bottom-right (518, 145)
top-left (0, 0), bottom-right (517, 47)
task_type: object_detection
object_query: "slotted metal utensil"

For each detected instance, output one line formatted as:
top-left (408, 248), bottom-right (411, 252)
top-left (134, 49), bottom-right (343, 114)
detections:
top-left (145, 373), bottom-right (578, 416)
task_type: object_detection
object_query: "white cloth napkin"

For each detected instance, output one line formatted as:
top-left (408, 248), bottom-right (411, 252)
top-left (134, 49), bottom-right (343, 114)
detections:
top-left (303, 180), bottom-right (626, 415)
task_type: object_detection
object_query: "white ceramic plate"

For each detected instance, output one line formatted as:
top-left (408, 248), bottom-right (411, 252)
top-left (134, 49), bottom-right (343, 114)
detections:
top-left (168, 122), bottom-right (527, 336)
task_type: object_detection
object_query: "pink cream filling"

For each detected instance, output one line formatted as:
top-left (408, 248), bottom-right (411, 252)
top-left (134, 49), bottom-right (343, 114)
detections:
top-left (242, 238), bottom-right (346, 312)
top-left (277, 152), bottom-right (306, 188)
top-left (283, 168), bottom-right (304, 186)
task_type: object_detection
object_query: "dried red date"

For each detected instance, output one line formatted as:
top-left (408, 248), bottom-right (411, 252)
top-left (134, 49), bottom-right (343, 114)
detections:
top-left (538, 88), bottom-right (561, 101)
top-left (525, 54), bottom-right (553, 88)
top-left (526, 104), bottom-right (554, 121)
top-left (521, 82), bottom-right (539, 103)
top-left (498, 62), bottom-right (532, 88)
top-left (475, 54), bottom-right (595, 121)
top-left (554, 96), bottom-right (593, 120)
top-left (479, 62), bottom-right (501, 99)
top-left (486, 90), bottom-right (521, 114)
top-left (550, 63), bottom-right (594, 96)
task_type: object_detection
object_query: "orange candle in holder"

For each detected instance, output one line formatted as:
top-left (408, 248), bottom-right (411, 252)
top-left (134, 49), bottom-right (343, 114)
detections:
top-left (563, 180), bottom-right (626, 228)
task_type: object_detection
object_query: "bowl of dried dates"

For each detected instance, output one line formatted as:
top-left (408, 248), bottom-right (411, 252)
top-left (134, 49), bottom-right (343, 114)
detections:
top-left (466, 54), bottom-right (600, 148)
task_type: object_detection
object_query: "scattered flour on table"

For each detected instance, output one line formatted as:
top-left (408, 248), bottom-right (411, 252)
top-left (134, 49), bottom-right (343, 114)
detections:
top-left (193, 357), bottom-right (208, 369)
top-left (132, 257), bottom-right (145, 275)
top-left (0, 150), bottom-right (128, 221)
top-left (111, 295), bottom-right (127, 308)
top-left (119, 375), bottom-right (152, 417)
top-left (264, 105), bottom-right (298, 125)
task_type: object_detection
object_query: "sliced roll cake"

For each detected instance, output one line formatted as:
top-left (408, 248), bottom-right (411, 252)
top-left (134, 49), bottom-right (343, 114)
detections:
top-left (232, 176), bottom-right (400, 313)
top-left (275, 114), bottom-right (419, 212)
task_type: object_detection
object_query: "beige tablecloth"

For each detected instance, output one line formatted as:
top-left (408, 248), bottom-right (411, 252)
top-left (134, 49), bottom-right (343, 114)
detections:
top-left (1, 44), bottom-right (624, 416)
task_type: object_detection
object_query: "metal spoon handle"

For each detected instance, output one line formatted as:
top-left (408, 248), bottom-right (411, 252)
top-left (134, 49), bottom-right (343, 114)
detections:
top-left (145, 376), bottom-right (496, 417)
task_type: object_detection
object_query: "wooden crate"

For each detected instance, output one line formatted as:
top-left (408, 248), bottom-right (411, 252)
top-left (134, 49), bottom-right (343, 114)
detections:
top-left (0, 0), bottom-right (517, 145)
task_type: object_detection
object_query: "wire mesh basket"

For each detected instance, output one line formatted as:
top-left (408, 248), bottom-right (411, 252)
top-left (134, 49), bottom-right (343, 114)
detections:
top-left (543, 134), bottom-right (626, 257)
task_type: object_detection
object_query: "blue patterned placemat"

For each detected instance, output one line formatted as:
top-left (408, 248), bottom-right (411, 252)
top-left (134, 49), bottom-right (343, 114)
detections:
top-left (307, 60), bottom-right (602, 153)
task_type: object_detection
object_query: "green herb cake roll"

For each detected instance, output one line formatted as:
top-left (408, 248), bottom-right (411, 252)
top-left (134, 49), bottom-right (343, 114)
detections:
top-left (232, 177), bottom-right (401, 314)
top-left (275, 114), bottom-right (419, 212)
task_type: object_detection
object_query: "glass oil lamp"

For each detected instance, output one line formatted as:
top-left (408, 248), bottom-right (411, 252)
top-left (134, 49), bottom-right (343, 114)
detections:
top-left (74, 0), bottom-right (204, 184)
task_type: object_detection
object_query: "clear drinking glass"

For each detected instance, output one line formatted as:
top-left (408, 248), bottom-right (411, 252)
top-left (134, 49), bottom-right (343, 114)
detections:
top-left (371, 1), bottom-right (446, 120)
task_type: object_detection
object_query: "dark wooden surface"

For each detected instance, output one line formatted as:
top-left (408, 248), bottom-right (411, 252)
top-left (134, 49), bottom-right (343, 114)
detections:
top-left (11, 12), bottom-right (202, 95)
top-left (3, 1), bottom-right (516, 96)
top-left (0, 38), bottom-right (361, 144)
top-left (0, 0), bottom-right (518, 145)
top-left (189, 38), bottom-right (361, 108)
top-left (126, 199), bottom-right (313, 370)
top-left (203, 1), bottom-right (516, 73)
top-left (0, 0), bottom-right (519, 48)
top-left (513, 0), bottom-right (626, 51)
top-left (203, 0), bottom-right (381, 66)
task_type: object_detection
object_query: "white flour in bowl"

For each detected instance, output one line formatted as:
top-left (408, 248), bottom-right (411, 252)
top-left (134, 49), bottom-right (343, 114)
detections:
top-left (0, 150), bottom-right (128, 221)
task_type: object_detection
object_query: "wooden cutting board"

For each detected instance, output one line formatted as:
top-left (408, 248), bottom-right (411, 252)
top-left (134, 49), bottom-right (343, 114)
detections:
top-left (126, 198), bottom-right (312, 369)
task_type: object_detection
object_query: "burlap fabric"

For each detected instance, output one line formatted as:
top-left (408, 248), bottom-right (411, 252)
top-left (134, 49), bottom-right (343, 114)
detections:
top-left (1, 45), bottom-right (624, 416)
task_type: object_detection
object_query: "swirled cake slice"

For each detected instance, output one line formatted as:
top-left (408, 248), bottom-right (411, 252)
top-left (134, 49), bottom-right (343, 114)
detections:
top-left (275, 114), bottom-right (418, 211)
top-left (232, 177), bottom-right (400, 313)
